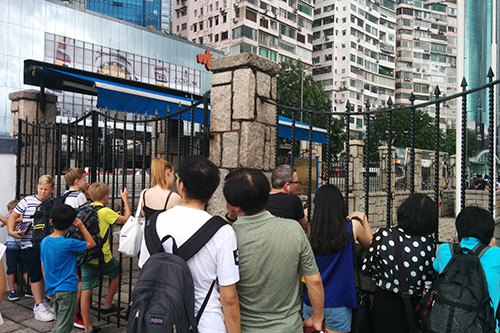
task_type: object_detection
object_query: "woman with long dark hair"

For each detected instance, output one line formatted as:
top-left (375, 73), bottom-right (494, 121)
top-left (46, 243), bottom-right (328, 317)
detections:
top-left (303, 185), bottom-right (372, 333)
top-left (362, 193), bottom-right (437, 333)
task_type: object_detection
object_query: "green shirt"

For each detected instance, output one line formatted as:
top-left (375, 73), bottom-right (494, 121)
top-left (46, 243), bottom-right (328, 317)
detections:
top-left (233, 211), bottom-right (318, 333)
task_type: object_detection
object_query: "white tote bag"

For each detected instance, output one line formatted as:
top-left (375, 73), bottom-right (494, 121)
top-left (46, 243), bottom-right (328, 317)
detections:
top-left (118, 189), bottom-right (146, 257)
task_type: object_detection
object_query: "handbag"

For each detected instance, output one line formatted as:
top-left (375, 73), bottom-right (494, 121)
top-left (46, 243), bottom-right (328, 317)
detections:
top-left (392, 228), bottom-right (423, 333)
top-left (118, 189), bottom-right (146, 257)
top-left (349, 220), bottom-right (373, 333)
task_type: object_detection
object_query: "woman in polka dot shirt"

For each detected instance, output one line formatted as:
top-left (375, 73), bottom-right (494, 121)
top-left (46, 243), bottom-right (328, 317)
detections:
top-left (362, 193), bottom-right (437, 333)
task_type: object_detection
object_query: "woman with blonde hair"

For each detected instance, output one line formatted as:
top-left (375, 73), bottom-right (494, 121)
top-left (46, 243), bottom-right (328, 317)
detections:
top-left (141, 158), bottom-right (181, 220)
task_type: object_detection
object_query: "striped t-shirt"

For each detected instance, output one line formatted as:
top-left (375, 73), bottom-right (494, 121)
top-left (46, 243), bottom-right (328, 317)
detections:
top-left (14, 195), bottom-right (43, 249)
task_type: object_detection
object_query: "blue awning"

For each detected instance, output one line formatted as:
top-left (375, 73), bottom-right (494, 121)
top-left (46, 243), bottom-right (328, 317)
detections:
top-left (40, 67), bottom-right (205, 120)
top-left (278, 116), bottom-right (328, 144)
top-left (34, 64), bottom-right (328, 143)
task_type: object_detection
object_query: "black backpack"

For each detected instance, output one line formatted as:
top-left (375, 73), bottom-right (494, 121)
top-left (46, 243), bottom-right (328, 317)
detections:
top-left (128, 211), bottom-right (227, 333)
top-left (64, 203), bottom-right (106, 266)
top-left (427, 243), bottom-right (496, 333)
top-left (31, 191), bottom-right (74, 245)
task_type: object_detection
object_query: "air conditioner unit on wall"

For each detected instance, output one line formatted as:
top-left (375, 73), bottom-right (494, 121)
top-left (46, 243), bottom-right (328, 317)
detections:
top-left (233, 17), bottom-right (239, 23)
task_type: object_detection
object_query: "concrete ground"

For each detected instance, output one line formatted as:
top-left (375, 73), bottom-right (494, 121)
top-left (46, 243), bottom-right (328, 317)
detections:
top-left (0, 217), bottom-right (458, 332)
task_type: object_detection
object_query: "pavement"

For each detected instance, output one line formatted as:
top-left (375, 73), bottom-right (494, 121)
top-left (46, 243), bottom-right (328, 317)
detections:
top-left (0, 217), bottom-right (458, 333)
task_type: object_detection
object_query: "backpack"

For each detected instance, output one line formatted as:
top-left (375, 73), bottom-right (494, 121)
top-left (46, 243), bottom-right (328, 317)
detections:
top-left (64, 203), bottom-right (106, 266)
top-left (427, 243), bottom-right (496, 333)
top-left (31, 191), bottom-right (73, 245)
top-left (128, 211), bottom-right (227, 333)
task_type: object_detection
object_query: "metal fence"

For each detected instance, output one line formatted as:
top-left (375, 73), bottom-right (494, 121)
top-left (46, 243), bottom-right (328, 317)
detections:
top-left (270, 68), bottom-right (499, 239)
top-left (16, 97), bottom-right (209, 327)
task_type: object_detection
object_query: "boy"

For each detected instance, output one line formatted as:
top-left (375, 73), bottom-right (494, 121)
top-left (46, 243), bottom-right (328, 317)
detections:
top-left (63, 168), bottom-right (89, 208)
top-left (62, 167), bottom-right (89, 329)
top-left (40, 204), bottom-right (95, 333)
top-left (434, 206), bottom-right (500, 331)
top-left (0, 200), bottom-right (30, 301)
top-left (81, 182), bottom-right (130, 333)
top-left (7, 175), bottom-right (55, 321)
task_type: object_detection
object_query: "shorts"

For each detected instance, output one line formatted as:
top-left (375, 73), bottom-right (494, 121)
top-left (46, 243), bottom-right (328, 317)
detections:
top-left (5, 247), bottom-right (28, 275)
top-left (81, 257), bottom-right (123, 291)
top-left (303, 304), bottom-right (352, 333)
top-left (22, 247), bottom-right (43, 283)
top-left (52, 291), bottom-right (78, 333)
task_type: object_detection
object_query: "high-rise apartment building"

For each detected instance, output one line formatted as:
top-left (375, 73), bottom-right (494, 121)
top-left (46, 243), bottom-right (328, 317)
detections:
top-left (312, 0), bottom-right (396, 132)
top-left (172, 0), bottom-right (314, 64)
top-left (394, 0), bottom-right (458, 128)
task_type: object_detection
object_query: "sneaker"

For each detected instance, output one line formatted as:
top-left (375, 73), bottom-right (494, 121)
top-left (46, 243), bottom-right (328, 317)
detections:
top-left (8, 290), bottom-right (19, 301)
top-left (33, 303), bottom-right (55, 322)
top-left (99, 304), bottom-right (122, 317)
top-left (42, 299), bottom-right (55, 314)
top-left (25, 287), bottom-right (33, 298)
top-left (74, 310), bottom-right (85, 329)
top-left (88, 328), bottom-right (102, 333)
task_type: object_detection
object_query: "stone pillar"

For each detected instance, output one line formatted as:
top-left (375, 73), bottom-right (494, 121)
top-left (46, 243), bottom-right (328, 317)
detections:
top-left (378, 146), bottom-right (396, 193)
top-left (430, 152), bottom-right (446, 189)
top-left (450, 154), bottom-right (456, 189)
top-left (349, 140), bottom-right (364, 210)
top-left (207, 53), bottom-right (280, 216)
top-left (414, 149), bottom-right (423, 191)
top-left (10, 89), bottom-right (57, 137)
top-left (9, 90), bottom-right (58, 194)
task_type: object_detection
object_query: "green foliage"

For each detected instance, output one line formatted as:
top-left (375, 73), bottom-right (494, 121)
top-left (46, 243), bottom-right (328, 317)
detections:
top-left (369, 107), bottom-right (482, 161)
top-left (276, 59), bottom-right (344, 159)
top-left (369, 107), bottom-right (435, 160)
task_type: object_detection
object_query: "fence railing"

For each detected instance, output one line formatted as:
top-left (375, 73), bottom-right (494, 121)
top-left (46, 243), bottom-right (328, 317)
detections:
top-left (16, 97), bottom-right (210, 327)
top-left (268, 68), bottom-right (499, 240)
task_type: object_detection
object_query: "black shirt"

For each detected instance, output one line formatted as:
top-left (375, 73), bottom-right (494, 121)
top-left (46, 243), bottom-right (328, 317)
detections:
top-left (266, 192), bottom-right (305, 221)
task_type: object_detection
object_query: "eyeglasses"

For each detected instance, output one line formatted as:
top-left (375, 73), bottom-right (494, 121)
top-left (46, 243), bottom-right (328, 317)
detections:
top-left (175, 173), bottom-right (181, 181)
top-left (290, 180), bottom-right (301, 184)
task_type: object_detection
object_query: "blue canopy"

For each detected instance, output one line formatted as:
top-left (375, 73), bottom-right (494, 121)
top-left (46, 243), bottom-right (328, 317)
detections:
top-left (34, 63), bottom-right (328, 143)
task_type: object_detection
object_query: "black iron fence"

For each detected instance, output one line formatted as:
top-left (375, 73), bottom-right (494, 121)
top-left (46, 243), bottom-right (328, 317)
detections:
top-left (269, 68), bottom-right (499, 239)
top-left (15, 97), bottom-right (209, 326)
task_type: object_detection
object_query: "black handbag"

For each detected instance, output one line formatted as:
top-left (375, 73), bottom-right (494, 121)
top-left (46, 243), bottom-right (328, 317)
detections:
top-left (392, 228), bottom-right (423, 333)
top-left (350, 220), bottom-right (373, 333)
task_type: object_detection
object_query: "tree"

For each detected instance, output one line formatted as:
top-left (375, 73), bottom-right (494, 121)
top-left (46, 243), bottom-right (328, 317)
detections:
top-left (368, 108), bottom-right (435, 160)
top-left (276, 59), bottom-right (344, 159)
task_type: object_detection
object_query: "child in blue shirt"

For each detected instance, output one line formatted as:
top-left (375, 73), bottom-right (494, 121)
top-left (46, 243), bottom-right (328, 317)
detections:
top-left (40, 204), bottom-right (95, 333)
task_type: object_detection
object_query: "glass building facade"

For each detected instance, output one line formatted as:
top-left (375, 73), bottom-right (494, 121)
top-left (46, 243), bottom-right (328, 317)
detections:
top-left (86, 0), bottom-right (162, 30)
top-left (0, 0), bottom-right (222, 136)
top-left (463, 0), bottom-right (499, 124)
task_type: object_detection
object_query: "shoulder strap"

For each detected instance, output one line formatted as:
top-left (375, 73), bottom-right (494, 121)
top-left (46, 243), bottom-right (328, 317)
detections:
top-left (144, 210), bottom-right (164, 255)
top-left (392, 228), bottom-right (418, 330)
top-left (163, 191), bottom-right (173, 210)
top-left (177, 216), bottom-right (228, 261)
top-left (176, 216), bottom-right (227, 324)
top-left (142, 189), bottom-right (147, 205)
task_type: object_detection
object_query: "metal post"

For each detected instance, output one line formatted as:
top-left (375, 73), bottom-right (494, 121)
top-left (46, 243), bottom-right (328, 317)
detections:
top-left (409, 93), bottom-right (416, 194)
top-left (386, 97), bottom-right (393, 227)
top-left (364, 100), bottom-right (371, 217)
top-left (487, 68), bottom-right (495, 214)
top-left (460, 78), bottom-right (468, 211)
top-left (307, 99), bottom-right (314, 222)
top-left (90, 111), bottom-right (99, 184)
top-left (344, 101), bottom-right (351, 213)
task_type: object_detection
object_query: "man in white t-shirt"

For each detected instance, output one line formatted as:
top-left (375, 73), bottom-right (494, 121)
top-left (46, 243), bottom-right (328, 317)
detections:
top-left (139, 155), bottom-right (240, 333)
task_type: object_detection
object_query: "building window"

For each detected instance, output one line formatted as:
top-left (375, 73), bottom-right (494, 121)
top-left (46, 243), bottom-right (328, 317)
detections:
top-left (215, 34), bottom-right (219, 42)
top-left (194, 9), bottom-right (197, 16)
top-left (177, 25), bottom-right (180, 32)
top-left (199, 37), bottom-right (203, 44)
top-left (221, 31), bottom-right (229, 40)
top-left (246, 9), bottom-right (257, 22)
top-left (209, 18), bottom-right (213, 27)
top-left (215, 1), bottom-right (219, 9)
top-left (193, 23), bottom-right (197, 32)
top-left (223, 14), bottom-right (227, 23)
top-left (215, 16), bottom-right (219, 25)
top-left (260, 18), bottom-right (269, 28)
top-left (181, 23), bottom-right (187, 30)
top-left (200, 22), bottom-right (203, 30)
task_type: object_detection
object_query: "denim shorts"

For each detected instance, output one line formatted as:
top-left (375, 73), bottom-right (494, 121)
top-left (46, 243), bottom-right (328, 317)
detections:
top-left (303, 304), bottom-right (352, 332)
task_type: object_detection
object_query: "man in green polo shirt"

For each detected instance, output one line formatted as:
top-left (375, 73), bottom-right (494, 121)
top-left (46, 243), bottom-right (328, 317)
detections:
top-left (223, 168), bottom-right (324, 332)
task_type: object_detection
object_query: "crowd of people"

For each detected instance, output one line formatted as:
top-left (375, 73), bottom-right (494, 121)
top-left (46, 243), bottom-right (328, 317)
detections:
top-left (0, 155), bottom-right (499, 333)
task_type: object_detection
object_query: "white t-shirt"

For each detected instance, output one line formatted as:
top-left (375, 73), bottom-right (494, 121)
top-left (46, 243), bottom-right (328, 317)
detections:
top-left (62, 190), bottom-right (87, 209)
top-left (138, 206), bottom-right (239, 333)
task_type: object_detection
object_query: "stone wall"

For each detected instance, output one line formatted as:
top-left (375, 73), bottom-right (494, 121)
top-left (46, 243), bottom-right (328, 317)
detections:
top-left (206, 53), bottom-right (280, 216)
